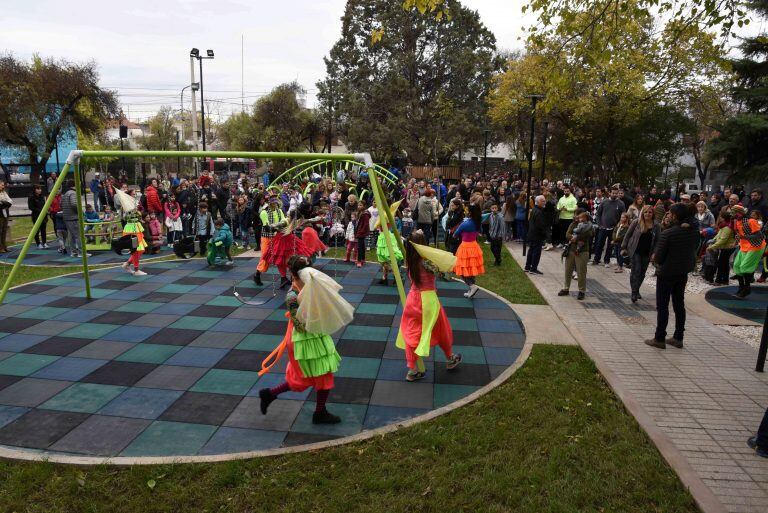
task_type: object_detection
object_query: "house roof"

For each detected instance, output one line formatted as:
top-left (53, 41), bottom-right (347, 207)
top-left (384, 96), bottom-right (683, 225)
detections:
top-left (106, 117), bottom-right (141, 130)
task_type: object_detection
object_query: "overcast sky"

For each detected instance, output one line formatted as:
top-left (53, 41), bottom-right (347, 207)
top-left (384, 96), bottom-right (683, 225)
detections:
top-left (1, 0), bottom-right (533, 122)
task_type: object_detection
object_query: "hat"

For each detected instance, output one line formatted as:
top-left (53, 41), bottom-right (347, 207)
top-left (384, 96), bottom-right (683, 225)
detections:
top-left (374, 200), bottom-right (403, 230)
top-left (731, 204), bottom-right (747, 215)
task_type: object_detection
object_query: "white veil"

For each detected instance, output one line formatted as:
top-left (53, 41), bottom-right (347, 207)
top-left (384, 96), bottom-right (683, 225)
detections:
top-left (114, 188), bottom-right (139, 214)
top-left (296, 267), bottom-right (354, 335)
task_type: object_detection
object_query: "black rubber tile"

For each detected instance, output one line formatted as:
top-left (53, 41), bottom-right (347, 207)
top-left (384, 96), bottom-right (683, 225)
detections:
top-left (143, 328), bottom-right (202, 346)
top-left (0, 409), bottom-right (89, 449)
top-left (46, 297), bottom-right (92, 309)
top-left (1, 318), bottom-right (43, 333)
top-left (251, 320), bottom-right (288, 335)
top-left (281, 431), bottom-right (340, 447)
top-left (361, 294), bottom-right (400, 304)
top-left (81, 361), bottom-right (157, 387)
top-left (352, 313), bottom-right (394, 327)
top-left (12, 284), bottom-right (56, 294)
top-left (22, 337), bottom-right (93, 356)
top-left (188, 305), bottom-right (238, 318)
top-left (96, 280), bottom-right (131, 290)
top-left (434, 363), bottom-right (490, 386)
top-left (443, 306), bottom-right (476, 318)
top-left (90, 311), bottom-right (144, 325)
top-left (214, 349), bottom-right (265, 371)
top-left (139, 292), bottom-right (182, 303)
top-left (159, 391), bottom-right (241, 425)
top-left (174, 277), bottom-right (210, 286)
top-left (308, 377), bottom-right (374, 405)
top-left (336, 340), bottom-right (386, 359)
top-left (0, 375), bottom-right (22, 392)
top-left (451, 331), bottom-right (483, 346)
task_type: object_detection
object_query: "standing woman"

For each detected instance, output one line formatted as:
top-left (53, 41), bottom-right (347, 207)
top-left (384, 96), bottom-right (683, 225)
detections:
top-left (515, 192), bottom-right (528, 242)
top-left (621, 205), bottom-right (660, 302)
top-left (705, 211), bottom-right (736, 285)
top-left (502, 197), bottom-right (515, 242)
top-left (28, 185), bottom-right (49, 248)
top-left (0, 181), bottom-right (12, 253)
top-left (453, 203), bottom-right (485, 298)
top-left (445, 198), bottom-right (464, 254)
top-left (627, 194), bottom-right (644, 221)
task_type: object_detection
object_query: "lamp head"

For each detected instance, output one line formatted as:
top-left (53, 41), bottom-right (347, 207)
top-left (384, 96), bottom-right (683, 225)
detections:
top-left (190, 48), bottom-right (199, 58)
top-left (206, 49), bottom-right (214, 58)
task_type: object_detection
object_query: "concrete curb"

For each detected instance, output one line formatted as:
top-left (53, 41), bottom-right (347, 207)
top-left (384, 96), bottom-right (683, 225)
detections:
top-left (0, 264), bottom-right (532, 466)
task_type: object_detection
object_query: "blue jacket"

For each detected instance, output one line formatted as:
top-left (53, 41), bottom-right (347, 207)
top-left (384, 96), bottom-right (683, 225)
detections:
top-left (213, 223), bottom-right (233, 247)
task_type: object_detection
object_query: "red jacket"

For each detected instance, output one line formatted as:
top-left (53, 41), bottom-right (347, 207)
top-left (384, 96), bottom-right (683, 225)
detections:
top-left (144, 185), bottom-right (162, 213)
top-left (355, 210), bottom-right (371, 238)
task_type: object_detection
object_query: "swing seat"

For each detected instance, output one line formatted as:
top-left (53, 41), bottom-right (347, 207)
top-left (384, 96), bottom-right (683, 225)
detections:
top-left (111, 235), bottom-right (138, 255)
top-left (173, 236), bottom-right (200, 259)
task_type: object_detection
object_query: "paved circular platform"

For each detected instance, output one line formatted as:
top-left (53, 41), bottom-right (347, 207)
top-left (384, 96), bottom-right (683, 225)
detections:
top-left (0, 258), bottom-right (525, 460)
top-left (0, 244), bottom-right (174, 267)
top-left (704, 284), bottom-right (768, 324)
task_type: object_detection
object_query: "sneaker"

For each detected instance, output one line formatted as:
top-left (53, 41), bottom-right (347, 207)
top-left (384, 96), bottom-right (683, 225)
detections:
top-left (356, 262), bottom-right (363, 268)
top-left (37, 244), bottom-right (43, 249)
top-left (577, 292), bottom-right (585, 300)
top-left (644, 338), bottom-right (666, 349)
top-left (121, 262), bottom-right (131, 273)
top-left (312, 409), bottom-right (341, 424)
top-left (557, 289), bottom-right (570, 296)
top-left (43, 243), bottom-right (49, 249)
top-left (466, 284), bottom-right (480, 298)
top-left (529, 269), bottom-right (543, 275)
top-left (132, 270), bottom-right (147, 276)
top-left (406, 370), bottom-right (426, 382)
top-left (258, 388), bottom-right (275, 414)
top-left (666, 338), bottom-right (683, 349)
top-left (604, 263), bottom-right (611, 268)
top-left (446, 353), bottom-right (462, 370)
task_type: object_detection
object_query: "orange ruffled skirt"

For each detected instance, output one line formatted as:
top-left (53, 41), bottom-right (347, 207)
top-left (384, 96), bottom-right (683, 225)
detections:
top-left (453, 240), bottom-right (485, 277)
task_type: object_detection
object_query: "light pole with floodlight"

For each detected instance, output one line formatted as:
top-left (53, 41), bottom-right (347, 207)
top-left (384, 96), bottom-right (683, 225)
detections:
top-left (189, 48), bottom-right (214, 151)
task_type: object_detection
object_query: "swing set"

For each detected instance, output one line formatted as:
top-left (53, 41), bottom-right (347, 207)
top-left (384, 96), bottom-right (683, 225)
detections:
top-left (0, 150), bottom-right (409, 313)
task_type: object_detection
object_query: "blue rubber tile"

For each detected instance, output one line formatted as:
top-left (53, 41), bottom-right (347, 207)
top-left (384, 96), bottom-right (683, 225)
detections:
top-left (434, 383), bottom-right (481, 408)
top-left (99, 387), bottom-right (183, 419)
top-left (54, 309), bottom-right (107, 323)
top-left (483, 347), bottom-right (522, 366)
top-left (209, 318), bottom-right (262, 334)
top-left (340, 293), bottom-right (365, 303)
top-left (107, 290), bottom-right (149, 301)
top-left (0, 405), bottom-right (30, 429)
top-left (435, 345), bottom-right (486, 365)
top-left (191, 285), bottom-right (232, 295)
top-left (363, 405), bottom-right (428, 430)
top-left (165, 347), bottom-right (228, 368)
top-left (0, 334), bottom-right (49, 352)
top-left (290, 402), bottom-right (367, 437)
top-left (476, 319), bottom-right (523, 334)
top-left (376, 358), bottom-right (434, 382)
top-left (469, 298), bottom-right (509, 309)
top-left (334, 357), bottom-right (381, 379)
top-left (12, 294), bottom-right (60, 306)
top-left (31, 357), bottom-right (108, 381)
top-left (120, 420), bottom-right (216, 457)
top-left (102, 326), bottom-right (161, 343)
top-left (249, 373), bottom-right (310, 401)
top-left (152, 303), bottom-right (199, 316)
top-left (199, 426), bottom-right (287, 455)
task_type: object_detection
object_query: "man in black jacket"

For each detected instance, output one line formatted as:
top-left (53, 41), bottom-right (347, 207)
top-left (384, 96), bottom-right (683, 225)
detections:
top-left (646, 203), bottom-right (700, 349)
top-left (525, 195), bottom-right (548, 274)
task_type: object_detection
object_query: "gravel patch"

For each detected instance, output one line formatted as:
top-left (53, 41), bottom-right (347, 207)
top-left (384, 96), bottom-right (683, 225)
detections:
top-left (719, 324), bottom-right (762, 350)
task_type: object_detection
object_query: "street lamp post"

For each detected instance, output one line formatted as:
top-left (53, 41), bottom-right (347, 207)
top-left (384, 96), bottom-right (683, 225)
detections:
top-left (523, 94), bottom-right (544, 257)
top-left (482, 128), bottom-right (490, 181)
top-left (539, 120), bottom-right (549, 184)
top-left (190, 48), bottom-right (214, 175)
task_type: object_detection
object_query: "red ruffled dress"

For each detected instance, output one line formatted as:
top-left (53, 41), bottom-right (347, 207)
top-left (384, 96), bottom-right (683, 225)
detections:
top-left (301, 227), bottom-right (328, 255)
top-left (263, 231), bottom-right (313, 268)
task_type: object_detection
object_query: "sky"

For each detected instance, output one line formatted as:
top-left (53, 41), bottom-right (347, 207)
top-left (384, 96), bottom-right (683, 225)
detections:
top-left (0, 0), bottom-right (534, 123)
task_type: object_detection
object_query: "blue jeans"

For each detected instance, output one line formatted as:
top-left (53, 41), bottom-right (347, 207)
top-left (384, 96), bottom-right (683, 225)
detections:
top-left (515, 219), bottom-right (527, 241)
top-left (592, 227), bottom-right (613, 264)
top-left (614, 243), bottom-right (624, 268)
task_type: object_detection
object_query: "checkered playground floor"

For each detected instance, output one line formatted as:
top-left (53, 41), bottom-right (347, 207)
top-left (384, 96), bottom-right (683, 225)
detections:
top-left (705, 285), bottom-right (768, 324)
top-left (0, 244), bottom-right (173, 267)
top-left (0, 258), bottom-right (525, 458)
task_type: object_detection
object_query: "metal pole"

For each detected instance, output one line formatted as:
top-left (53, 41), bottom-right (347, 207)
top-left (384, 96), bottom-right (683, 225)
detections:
top-left (539, 121), bottom-right (548, 184)
top-left (756, 306), bottom-right (768, 372)
top-left (199, 58), bottom-right (207, 151)
top-left (120, 137), bottom-right (126, 176)
top-left (176, 130), bottom-right (181, 174)
top-left (0, 163), bottom-right (70, 304)
top-left (482, 130), bottom-right (489, 181)
top-left (72, 163), bottom-right (92, 299)
top-left (190, 57), bottom-right (199, 151)
top-left (523, 96), bottom-right (540, 257)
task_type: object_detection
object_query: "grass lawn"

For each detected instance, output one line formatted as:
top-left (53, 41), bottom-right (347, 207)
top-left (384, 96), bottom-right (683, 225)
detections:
top-left (8, 215), bottom-right (56, 243)
top-left (0, 345), bottom-right (698, 513)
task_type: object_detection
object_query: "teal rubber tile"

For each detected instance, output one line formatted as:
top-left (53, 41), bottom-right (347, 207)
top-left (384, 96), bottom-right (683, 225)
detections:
top-left (437, 280), bottom-right (467, 290)
top-left (266, 310), bottom-right (290, 321)
top-left (0, 354), bottom-right (60, 376)
top-left (342, 325), bottom-right (390, 341)
top-left (168, 316), bottom-right (220, 331)
top-left (440, 297), bottom-right (474, 308)
top-left (447, 318), bottom-right (478, 331)
top-left (434, 345), bottom-right (486, 365)
top-left (356, 302), bottom-right (397, 315)
top-left (190, 270), bottom-right (225, 278)
top-left (200, 427), bottom-right (286, 455)
top-left (116, 344), bottom-right (181, 364)
top-left (60, 323), bottom-right (121, 340)
top-left (40, 277), bottom-right (78, 286)
top-left (205, 296), bottom-right (243, 307)
top-left (73, 288), bottom-right (116, 299)
top-left (157, 284), bottom-right (198, 294)
top-left (433, 384), bottom-right (481, 408)
top-left (335, 357), bottom-right (380, 379)
top-left (17, 307), bottom-right (71, 320)
top-left (290, 402), bottom-right (367, 437)
top-left (235, 334), bottom-right (283, 351)
top-left (3, 293), bottom-right (31, 303)
top-left (120, 420), bottom-right (216, 456)
top-left (366, 285), bottom-right (400, 296)
top-left (116, 302), bottom-right (164, 313)
top-left (41, 383), bottom-right (126, 413)
top-left (190, 369), bottom-right (260, 396)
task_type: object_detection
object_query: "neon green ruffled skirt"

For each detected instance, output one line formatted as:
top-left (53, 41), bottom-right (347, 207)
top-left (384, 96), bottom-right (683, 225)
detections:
top-left (292, 330), bottom-right (341, 378)
top-left (376, 231), bottom-right (403, 264)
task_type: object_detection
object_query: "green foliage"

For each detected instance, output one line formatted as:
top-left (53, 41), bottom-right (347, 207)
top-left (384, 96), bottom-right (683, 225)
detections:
top-left (319, 0), bottom-right (501, 165)
top-left (136, 106), bottom-right (182, 152)
top-left (0, 54), bottom-right (118, 183)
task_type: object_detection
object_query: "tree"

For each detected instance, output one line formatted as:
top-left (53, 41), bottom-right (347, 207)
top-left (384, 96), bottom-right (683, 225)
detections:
top-left (0, 54), bottom-right (118, 183)
top-left (708, 0), bottom-right (768, 182)
top-left (137, 106), bottom-right (180, 152)
top-left (319, 0), bottom-right (501, 165)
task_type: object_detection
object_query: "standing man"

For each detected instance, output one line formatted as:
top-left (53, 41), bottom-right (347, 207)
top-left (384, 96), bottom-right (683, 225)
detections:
top-left (555, 186), bottom-right (577, 247)
top-left (645, 203), bottom-right (700, 349)
top-left (525, 195), bottom-right (547, 274)
top-left (89, 173), bottom-right (102, 212)
top-left (592, 187), bottom-right (625, 267)
top-left (60, 180), bottom-right (83, 258)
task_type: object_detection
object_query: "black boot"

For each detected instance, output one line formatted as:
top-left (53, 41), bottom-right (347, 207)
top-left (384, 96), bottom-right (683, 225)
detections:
top-left (735, 276), bottom-right (747, 298)
top-left (312, 408), bottom-right (341, 424)
top-left (253, 271), bottom-right (263, 286)
top-left (743, 274), bottom-right (753, 297)
top-left (279, 276), bottom-right (290, 289)
top-left (258, 388), bottom-right (275, 415)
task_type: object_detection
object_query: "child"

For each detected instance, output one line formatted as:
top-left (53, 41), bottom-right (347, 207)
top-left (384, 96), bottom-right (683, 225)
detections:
top-left (453, 203), bottom-right (485, 298)
top-left (102, 205), bottom-right (115, 222)
top-left (397, 231), bottom-right (461, 381)
top-left (148, 213), bottom-right (163, 254)
top-left (194, 202), bottom-right (215, 256)
top-left (209, 218), bottom-right (234, 265)
top-left (355, 200), bottom-right (371, 268)
top-left (375, 201), bottom-right (404, 285)
top-left (261, 218), bottom-right (315, 289)
top-left (84, 204), bottom-right (101, 243)
top-left (400, 208), bottom-right (414, 238)
top-left (569, 211), bottom-right (594, 256)
top-left (344, 212), bottom-right (358, 263)
top-left (612, 212), bottom-right (631, 272)
top-left (114, 188), bottom-right (147, 277)
top-left (487, 203), bottom-right (506, 266)
top-left (164, 194), bottom-right (182, 247)
top-left (258, 255), bottom-right (354, 424)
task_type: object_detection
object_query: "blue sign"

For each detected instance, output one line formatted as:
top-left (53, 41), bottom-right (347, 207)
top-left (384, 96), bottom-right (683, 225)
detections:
top-left (0, 124), bottom-right (78, 174)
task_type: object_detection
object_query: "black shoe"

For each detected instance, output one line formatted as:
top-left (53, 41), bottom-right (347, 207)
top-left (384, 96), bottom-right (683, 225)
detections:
top-left (666, 338), bottom-right (683, 349)
top-left (591, 261), bottom-right (600, 266)
top-left (631, 293), bottom-right (638, 303)
top-left (577, 292), bottom-right (585, 300)
top-left (253, 272), bottom-right (263, 286)
top-left (557, 289), bottom-right (570, 296)
top-left (279, 277), bottom-right (291, 290)
top-left (748, 436), bottom-right (758, 450)
top-left (312, 409), bottom-right (341, 424)
top-left (378, 278), bottom-right (387, 285)
top-left (637, 293), bottom-right (642, 300)
top-left (644, 338), bottom-right (666, 349)
top-left (530, 269), bottom-right (543, 275)
top-left (258, 388), bottom-right (275, 415)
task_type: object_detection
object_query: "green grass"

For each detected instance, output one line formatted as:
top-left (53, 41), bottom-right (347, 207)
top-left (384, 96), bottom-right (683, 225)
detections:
top-left (8, 216), bottom-right (56, 243)
top-left (0, 345), bottom-right (697, 513)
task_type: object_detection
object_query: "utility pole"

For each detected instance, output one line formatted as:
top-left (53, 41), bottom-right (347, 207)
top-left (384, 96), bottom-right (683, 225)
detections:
top-left (523, 94), bottom-right (544, 257)
top-left (539, 120), bottom-right (548, 185)
top-left (189, 57), bottom-right (199, 151)
top-left (482, 128), bottom-right (490, 181)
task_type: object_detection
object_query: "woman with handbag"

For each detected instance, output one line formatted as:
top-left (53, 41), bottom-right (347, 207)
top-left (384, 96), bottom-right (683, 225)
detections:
top-left (621, 205), bottom-right (660, 303)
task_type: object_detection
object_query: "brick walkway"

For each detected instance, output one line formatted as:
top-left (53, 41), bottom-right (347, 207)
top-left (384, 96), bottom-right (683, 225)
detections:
top-left (506, 243), bottom-right (768, 513)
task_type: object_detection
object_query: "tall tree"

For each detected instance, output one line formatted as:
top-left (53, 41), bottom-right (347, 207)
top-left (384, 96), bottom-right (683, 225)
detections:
top-left (0, 54), bottom-right (118, 183)
top-left (708, 0), bottom-right (768, 181)
top-left (319, 0), bottom-right (501, 165)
